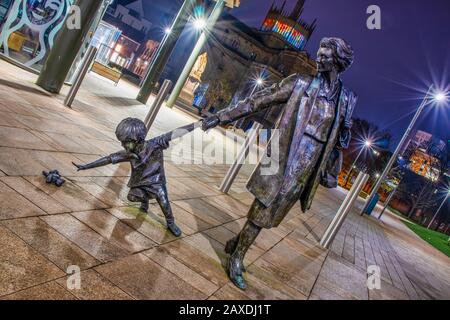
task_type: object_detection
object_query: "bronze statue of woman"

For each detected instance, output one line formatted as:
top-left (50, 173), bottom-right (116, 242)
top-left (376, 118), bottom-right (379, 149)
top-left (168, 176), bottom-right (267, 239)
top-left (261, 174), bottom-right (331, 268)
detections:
top-left (201, 37), bottom-right (358, 290)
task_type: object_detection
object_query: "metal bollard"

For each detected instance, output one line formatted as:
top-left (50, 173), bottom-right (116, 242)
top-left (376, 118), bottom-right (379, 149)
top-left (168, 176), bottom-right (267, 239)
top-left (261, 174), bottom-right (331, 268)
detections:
top-left (320, 172), bottom-right (370, 249)
top-left (219, 122), bottom-right (262, 193)
top-left (144, 79), bottom-right (173, 131)
top-left (64, 46), bottom-right (98, 108)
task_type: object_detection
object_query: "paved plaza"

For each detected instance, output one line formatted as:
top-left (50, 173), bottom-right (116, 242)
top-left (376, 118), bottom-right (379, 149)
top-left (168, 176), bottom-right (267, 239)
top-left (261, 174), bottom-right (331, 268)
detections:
top-left (0, 59), bottom-right (449, 300)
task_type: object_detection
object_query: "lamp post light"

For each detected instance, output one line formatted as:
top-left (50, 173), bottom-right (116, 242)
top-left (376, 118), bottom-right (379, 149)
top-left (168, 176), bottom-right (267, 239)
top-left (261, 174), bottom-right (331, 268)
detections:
top-left (344, 140), bottom-right (372, 187)
top-left (137, 0), bottom-right (195, 104)
top-left (427, 190), bottom-right (450, 229)
top-left (362, 86), bottom-right (448, 215)
top-left (166, 0), bottom-right (241, 108)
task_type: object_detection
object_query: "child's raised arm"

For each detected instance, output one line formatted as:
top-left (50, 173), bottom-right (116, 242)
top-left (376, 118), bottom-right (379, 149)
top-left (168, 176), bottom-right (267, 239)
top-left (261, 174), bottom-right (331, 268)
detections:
top-left (72, 151), bottom-right (138, 171)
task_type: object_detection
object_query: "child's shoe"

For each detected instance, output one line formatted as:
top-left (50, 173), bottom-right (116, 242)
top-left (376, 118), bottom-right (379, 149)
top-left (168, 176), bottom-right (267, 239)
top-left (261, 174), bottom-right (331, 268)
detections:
top-left (167, 221), bottom-right (182, 237)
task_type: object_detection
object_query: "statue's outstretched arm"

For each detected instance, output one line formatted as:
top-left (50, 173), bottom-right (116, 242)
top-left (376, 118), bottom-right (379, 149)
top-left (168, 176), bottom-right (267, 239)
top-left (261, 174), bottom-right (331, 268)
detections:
top-left (217, 74), bottom-right (298, 125)
top-left (72, 151), bottom-right (138, 171)
top-left (201, 74), bottom-right (298, 131)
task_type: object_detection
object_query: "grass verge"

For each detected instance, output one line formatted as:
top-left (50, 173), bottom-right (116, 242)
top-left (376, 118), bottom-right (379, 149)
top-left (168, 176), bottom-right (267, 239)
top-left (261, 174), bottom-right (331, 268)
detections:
top-left (402, 220), bottom-right (450, 257)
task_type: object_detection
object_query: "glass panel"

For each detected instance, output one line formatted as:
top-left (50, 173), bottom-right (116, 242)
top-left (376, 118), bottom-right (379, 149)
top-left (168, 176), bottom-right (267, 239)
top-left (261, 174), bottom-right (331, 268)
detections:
top-left (0, 0), bottom-right (74, 70)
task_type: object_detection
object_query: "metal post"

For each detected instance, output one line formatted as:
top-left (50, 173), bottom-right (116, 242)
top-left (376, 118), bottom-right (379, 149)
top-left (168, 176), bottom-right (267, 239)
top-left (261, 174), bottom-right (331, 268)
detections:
top-left (36, 0), bottom-right (105, 93)
top-left (344, 147), bottom-right (364, 187)
top-left (64, 46), bottom-right (98, 108)
top-left (219, 122), bottom-right (262, 193)
top-left (137, 0), bottom-right (193, 104)
top-left (144, 79), bottom-right (173, 131)
top-left (320, 172), bottom-right (370, 249)
top-left (166, 0), bottom-right (226, 108)
top-left (427, 192), bottom-right (449, 229)
top-left (362, 85), bottom-right (433, 215)
top-left (218, 80), bottom-right (265, 193)
top-left (377, 186), bottom-right (398, 219)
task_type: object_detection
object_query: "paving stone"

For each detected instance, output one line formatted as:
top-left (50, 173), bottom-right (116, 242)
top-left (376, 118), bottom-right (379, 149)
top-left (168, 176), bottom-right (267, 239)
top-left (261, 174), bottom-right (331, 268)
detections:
top-left (69, 177), bottom-right (128, 207)
top-left (144, 246), bottom-right (219, 296)
top-left (0, 111), bottom-right (29, 129)
top-left (25, 176), bottom-right (108, 212)
top-left (1, 282), bottom-right (76, 300)
top-left (1, 217), bottom-right (99, 270)
top-left (203, 226), bottom-right (265, 264)
top-left (315, 252), bottom-right (369, 300)
top-left (309, 282), bottom-right (347, 300)
top-left (0, 225), bottom-right (64, 296)
top-left (147, 202), bottom-right (198, 236)
top-left (107, 207), bottom-right (178, 244)
top-left (0, 176), bottom-right (70, 214)
top-left (0, 147), bottom-right (51, 176)
top-left (41, 214), bottom-right (129, 263)
top-left (95, 253), bottom-right (206, 300)
top-left (55, 269), bottom-right (132, 300)
top-left (202, 195), bottom-right (248, 218)
top-left (342, 232), bottom-right (355, 264)
top-left (0, 126), bottom-right (55, 151)
top-left (255, 244), bottom-right (323, 296)
top-left (162, 239), bottom-right (230, 287)
top-left (86, 177), bottom-right (133, 204)
top-left (0, 180), bottom-right (47, 220)
top-left (72, 210), bottom-right (156, 253)
top-left (368, 279), bottom-right (409, 300)
top-left (174, 198), bottom-right (236, 226)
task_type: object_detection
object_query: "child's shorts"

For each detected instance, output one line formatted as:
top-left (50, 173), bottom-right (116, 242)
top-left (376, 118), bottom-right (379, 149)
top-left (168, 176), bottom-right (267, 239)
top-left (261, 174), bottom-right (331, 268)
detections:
top-left (128, 184), bottom-right (165, 202)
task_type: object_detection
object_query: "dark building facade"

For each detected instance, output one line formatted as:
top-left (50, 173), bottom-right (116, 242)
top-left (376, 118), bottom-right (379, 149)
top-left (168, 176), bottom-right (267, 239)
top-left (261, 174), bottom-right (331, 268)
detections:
top-left (180, 0), bottom-right (317, 117)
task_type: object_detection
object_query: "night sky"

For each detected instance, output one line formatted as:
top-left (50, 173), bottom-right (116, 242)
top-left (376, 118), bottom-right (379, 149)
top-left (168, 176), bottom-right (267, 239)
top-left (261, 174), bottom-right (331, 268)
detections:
top-left (231, 0), bottom-right (450, 146)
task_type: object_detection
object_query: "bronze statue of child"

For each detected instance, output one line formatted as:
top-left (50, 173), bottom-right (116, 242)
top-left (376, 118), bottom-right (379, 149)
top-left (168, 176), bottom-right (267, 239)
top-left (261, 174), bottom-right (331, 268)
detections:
top-left (72, 117), bottom-right (198, 237)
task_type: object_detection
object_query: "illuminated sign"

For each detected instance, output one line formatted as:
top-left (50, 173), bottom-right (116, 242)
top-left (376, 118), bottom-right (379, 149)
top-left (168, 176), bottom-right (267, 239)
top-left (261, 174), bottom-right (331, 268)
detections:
top-left (262, 18), bottom-right (306, 49)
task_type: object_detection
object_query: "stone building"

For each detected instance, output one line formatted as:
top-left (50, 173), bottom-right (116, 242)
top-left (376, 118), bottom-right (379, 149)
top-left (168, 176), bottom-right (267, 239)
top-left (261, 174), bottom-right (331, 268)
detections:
top-left (180, 0), bottom-right (317, 119)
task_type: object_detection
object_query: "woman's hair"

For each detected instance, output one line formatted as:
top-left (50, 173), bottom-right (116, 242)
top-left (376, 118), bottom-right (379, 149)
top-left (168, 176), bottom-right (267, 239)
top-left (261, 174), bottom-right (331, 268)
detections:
top-left (319, 37), bottom-right (354, 72)
top-left (115, 117), bottom-right (147, 143)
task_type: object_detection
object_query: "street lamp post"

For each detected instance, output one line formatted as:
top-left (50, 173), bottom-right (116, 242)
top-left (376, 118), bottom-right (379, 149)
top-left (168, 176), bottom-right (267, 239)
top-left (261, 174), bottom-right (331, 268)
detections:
top-left (344, 140), bottom-right (371, 187)
top-left (427, 191), bottom-right (450, 229)
top-left (137, 0), bottom-right (194, 104)
top-left (166, 0), bottom-right (227, 108)
top-left (362, 86), bottom-right (434, 215)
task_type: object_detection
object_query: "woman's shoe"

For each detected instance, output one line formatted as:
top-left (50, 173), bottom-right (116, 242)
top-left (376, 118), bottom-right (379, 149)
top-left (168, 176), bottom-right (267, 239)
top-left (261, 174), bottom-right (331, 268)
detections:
top-left (227, 255), bottom-right (247, 290)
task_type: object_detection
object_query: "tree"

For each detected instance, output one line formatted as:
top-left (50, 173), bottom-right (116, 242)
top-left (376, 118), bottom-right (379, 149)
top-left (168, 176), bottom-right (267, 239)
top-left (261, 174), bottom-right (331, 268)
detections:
top-left (396, 138), bottom-right (449, 224)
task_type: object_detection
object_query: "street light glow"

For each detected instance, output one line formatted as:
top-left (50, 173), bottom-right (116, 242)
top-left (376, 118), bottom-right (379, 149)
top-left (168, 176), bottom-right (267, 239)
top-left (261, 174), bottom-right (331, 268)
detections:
top-left (193, 18), bottom-right (207, 30)
top-left (256, 78), bottom-right (264, 86)
top-left (434, 91), bottom-right (447, 102)
top-left (364, 140), bottom-right (372, 147)
top-left (164, 27), bottom-right (172, 34)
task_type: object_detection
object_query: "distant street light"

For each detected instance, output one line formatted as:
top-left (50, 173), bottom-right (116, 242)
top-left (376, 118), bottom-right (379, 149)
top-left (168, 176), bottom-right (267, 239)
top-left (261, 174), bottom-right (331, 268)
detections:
top-left (362, 85), bottom-right (448, 215)
top-left (427, 189), bottom-right (450, 229)
top-left (344, 139), bottom-right (372, 186)
top-left (164, 27), bottom-right (172, 34)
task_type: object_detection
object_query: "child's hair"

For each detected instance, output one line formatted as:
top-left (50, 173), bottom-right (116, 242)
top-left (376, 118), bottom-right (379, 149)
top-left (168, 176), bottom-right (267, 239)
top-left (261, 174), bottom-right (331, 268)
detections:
top-left (115, 118), bottom-right (147, 143)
